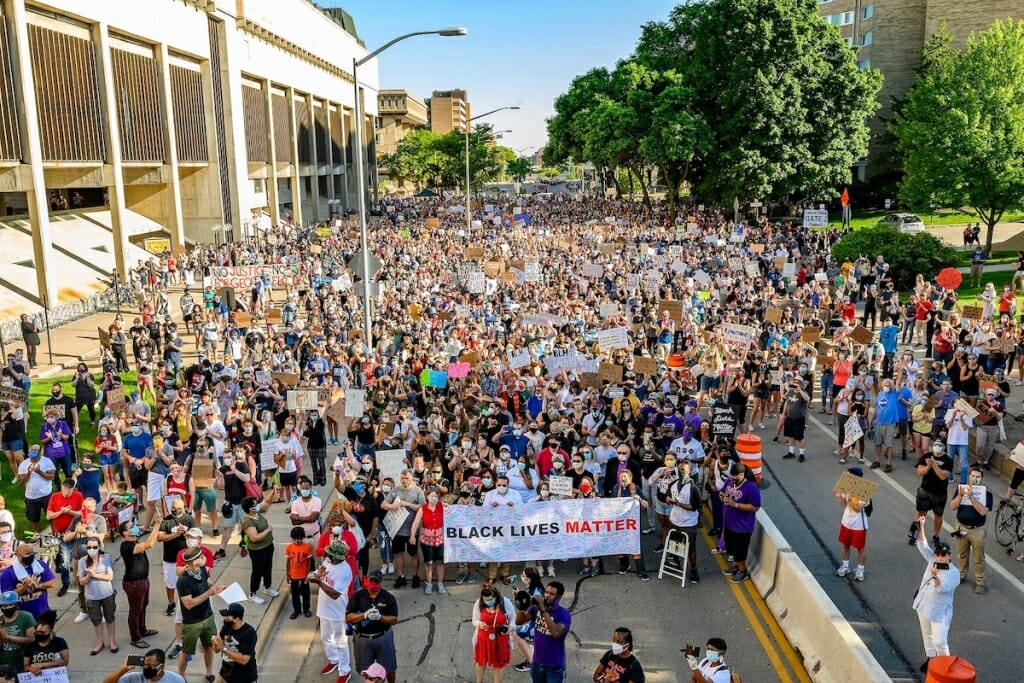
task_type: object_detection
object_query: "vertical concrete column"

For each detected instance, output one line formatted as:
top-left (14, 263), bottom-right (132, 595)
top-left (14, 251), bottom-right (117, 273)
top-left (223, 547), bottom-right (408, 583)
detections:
top-left (324, 102), bottom-right (335, 216)
top-left (286, 87), bottom-right (302, 227)
top-left (156, 43), bottom-right (186, 254)
top-left (306, 94), bottom-right (320, 221)
top-left (263, 81), bottom-right (280, 228)
top-left (6, 0), bottom-right (55, 308)
top-left (340, 106), bottom-right (350, 209)
top-left (94, 24), bottom-right (130, 286)
top-left (212, 19), bottom-right (247, 238)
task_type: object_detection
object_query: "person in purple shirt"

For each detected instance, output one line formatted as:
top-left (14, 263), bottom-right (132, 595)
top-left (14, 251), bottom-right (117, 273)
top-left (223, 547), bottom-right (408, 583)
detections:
top-left (657, 403), bottom-right (684, 451)
top-left (38, 409), bottom-right (73, 484)
top-left (515, 581), bottom-right (570, 683)
top-left (719, 462), bottom-right (761, 584)
top-left (681, 399), bottom-right (703, 434)
top-left (0, 544), bottom-right (57, 620)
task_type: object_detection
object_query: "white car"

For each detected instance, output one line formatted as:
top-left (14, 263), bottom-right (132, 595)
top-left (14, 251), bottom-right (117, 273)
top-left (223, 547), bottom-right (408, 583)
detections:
top-left (877, 213), bottom-right (925, 234)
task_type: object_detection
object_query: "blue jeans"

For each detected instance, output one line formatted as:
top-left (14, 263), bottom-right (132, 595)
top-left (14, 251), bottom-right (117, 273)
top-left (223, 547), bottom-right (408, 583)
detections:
top-left (947, 444), bottom-right (969, 484)
top-left (530, 662), bottom-right (565, 683)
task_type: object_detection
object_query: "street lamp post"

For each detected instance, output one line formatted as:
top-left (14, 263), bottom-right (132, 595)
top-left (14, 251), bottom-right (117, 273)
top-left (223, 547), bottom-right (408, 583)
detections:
top-left (465, 106), bottom-right (519, 233)
top-left (352, 26), bottom-right (466, 352)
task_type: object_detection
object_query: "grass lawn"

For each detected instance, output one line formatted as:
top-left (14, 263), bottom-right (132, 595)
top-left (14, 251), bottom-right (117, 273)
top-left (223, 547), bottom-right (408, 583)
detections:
top-left (957, 271), bottom-right (1016, 304)
top-left (839, 209), bottom-right (1024, 231)
top-left (4, 372), bottom-right (139, 536)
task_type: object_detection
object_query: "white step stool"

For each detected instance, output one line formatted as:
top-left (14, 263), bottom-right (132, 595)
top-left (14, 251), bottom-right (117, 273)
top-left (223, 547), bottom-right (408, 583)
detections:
top-left (657, 528), bottom-right (690, 587)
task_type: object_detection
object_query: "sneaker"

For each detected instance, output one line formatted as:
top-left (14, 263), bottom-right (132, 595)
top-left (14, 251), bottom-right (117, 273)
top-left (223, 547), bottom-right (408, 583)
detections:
top-left (639, 572), bottom-right (651, 582)
top-left (837, 566), bottom-right (850, 577)
top-left (589, 565), bottom-right (601, 577)
top-left (759, 423), bottom-right (766, 429)
top-left (263, 587), bottom-right (279, 598)
top-left (689, 568), bottom-right (700, 584)
top-left (290, 612), bottom-right (300, 620)
top-left (411, 575), bottom-right (421, 589)
top-left (394, 576), bottom-right (408, 589)
top-left (437, 583), bottom-right (447, 594)
top-left (165, 603), bottom-right (176, 616)
top-left (250, 594), bottom-right (266, 605)
top-left (782, 452), bottom-right (795, 459)
top-left (167, 643), bottom-right (183, 660)
top-left (577, 565), bottom-right (590, 576)
top-left (883, 464), bottom-right (893, 473)
top-left (514, 661), bottom-right (531, 673)
top-left (721, 566), bottom-right (739, 576)
top-left (466, 573), bottom-right (477, 584)
top-left (798, 453), bottom-right (805, 463)
top-left (547, 566), bottom-right (556, 577)
top-left (336, 672), bottom-right (350, 683)
top-left (74, 612), bottom-right (90, 624)
top-left (617, 568), bottom-right (628, 575)
top-left (710, 548), bottom-right (726, 555)
top-left (653, 545), bottom-right (665, 554)
top-left (321, 662), bottom-right (338, 675)
top-left (424, 583), bottom-right (433, 595)
top-left (211, 529), bottom-right (221, 537)
top-left (854, 568), bottom-right (865, 582)
top-left (771, 436), bottom-right (780, 444)
top-left (387, 563), bottom-right (396, 575)
top-left (838, 458), bottom-right (847, 465)
top-left (901, 451), bottom-right (908, 461)
top-left (214, 549), bottom-right (226, 560)
top-left (729, 570), bottom-right (750, 583)
top-left (869, 461), bottom-right (880, 469)
top-left (57, 585), bottom-right (69, 598)
top-left (305, 610), bottom-right (313, 617)
top-left (455, 572), bottom-right (467, 585)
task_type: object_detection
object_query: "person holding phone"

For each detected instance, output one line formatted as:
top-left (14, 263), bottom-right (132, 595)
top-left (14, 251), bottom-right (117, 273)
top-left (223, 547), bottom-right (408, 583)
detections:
top-left (102, 649), bottom-right (186, 683)
top-left (685, 637), bottom-right (732, 682)
top-left (912, 520), bottom-right (960, 674)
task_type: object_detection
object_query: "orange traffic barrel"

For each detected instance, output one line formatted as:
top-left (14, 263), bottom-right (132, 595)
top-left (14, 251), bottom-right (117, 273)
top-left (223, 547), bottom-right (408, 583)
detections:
top-left (925, 656), bottom-right (976, 683)
top-left (735, 434), bottom-right (763, 484)
top-left (667, 352), bottom-right (686, 368)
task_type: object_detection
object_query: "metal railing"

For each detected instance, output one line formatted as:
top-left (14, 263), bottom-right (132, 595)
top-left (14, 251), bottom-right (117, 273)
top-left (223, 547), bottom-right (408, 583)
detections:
top-left (0, 285), bottom-right (132, 346)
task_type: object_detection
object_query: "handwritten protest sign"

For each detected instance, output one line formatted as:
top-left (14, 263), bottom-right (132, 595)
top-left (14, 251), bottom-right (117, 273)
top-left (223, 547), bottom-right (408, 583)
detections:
top-left (383, 508), bottom-right (411, 539)
top-left (548, 475), bottom-right (573, 497)
top-left (842, 417), bottom-right (864, 449)
top-left (595, 327), bottom-right (629, 351)
top-left (507, 348), bottom-right (532, 370)
top-left (448, 362), bottom-right (471, 379)
top-left (632, 356), bottom-right (658, 377)
top-left (721, 323), bottom-right (755, 356)
top-left (582, 263), bottom-right (604, 278)
top-left (0, 385), bottom-right (27, 404)
top-left (345, 389), bottom-right (365, 417)
top-left (106, 386), bottom-right (127, 414)
top-left (376, 449), bottom-right (407, 486)
top-left (210, 264), bottom-right (293, 288)
top-left (833, 470), bottom-right (878, 501)
top-left (286, 390), bottom-right (318, 411)
top-left (598, 362), bottom-right (623, 384)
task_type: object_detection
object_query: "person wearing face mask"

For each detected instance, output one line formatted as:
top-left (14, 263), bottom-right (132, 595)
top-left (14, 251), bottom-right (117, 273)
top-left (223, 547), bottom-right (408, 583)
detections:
top-left (78, 538), bottom-right (118, 655)
top-left (381, 470), bottom-right (426, 589)
top-left (514, 581), bottom-right (571, 682)
top-left (494, 422), bottom-right (532, 461)
top-left (212, 602), bottom-right (258, 683)
top-left (471, 584), bottom-right (515, 683)
top-left (686, 637), bottom-right (732, 683)
top-left (341, 476), bottom-right (379, 580)
top-left (345, 568), bottom-right (399, 683)
top-left (666, 461), bottom-right (702, 584)
top-left (949, 467), bottom-right (991, 595)
top-left (868, 378), bottom-right (899, 473)
top-left (273, 423), bottom-right (303, 504)
top-left (169, 527), bottom-right (216, 656)
top-left (409, 486), bottom-right (447, 595)
top-left (104, 647), bottom-right (187, 683)
top-left (157, 500), bottom-right (195, 619)
top-left (0, 590), bottom-right (34, 670)
top-left (533, 439), bottom-right (568, 481)
top-left (593, 626), bottom-right (644, 683)
top-left (239, 497), bottom-right (277, 604)
top-left (117, 520), bottom-right (160, 649)
top-left (0, 521), bottom-right (16, 571)
top-left (288, 476), bottom-right (323, 544)
top-left (305, 408), bottom-right (329, 487)
top-left (64, 497), bottom-right (107, 625)
top-left (21, 610), bottom-right (67, 677)
top-left (214, 447), bottom-right (252, 560)
top-left (719, 463), bottom-right (761, 584)
top-left (482, 476), bottom-right (523, 585)
top-left (122, 421), bottom-right (154, 526)
top-left (38, 408), bottom-right (72, 485)
top-left (175, 546), bottom-right (226, 681)
top-left (0, 544), bottom-right (56, 621)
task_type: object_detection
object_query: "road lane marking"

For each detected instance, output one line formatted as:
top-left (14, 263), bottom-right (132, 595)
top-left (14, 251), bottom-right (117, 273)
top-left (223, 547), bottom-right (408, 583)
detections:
top-left (807, 413), bottom-right (1024, 597)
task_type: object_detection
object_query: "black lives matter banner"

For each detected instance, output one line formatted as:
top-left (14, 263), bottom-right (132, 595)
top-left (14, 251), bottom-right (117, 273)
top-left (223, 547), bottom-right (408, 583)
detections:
top-left (443, 498), bottom-right (640, 563)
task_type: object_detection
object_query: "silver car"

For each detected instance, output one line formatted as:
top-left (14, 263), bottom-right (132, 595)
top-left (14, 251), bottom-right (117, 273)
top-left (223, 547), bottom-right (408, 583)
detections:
top-left (877, 213), bottom-right (925, 234)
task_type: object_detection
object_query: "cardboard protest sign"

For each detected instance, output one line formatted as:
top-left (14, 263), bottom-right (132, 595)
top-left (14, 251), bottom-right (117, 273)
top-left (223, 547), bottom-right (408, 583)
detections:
top-left (483, 259), bottom-right (504, 278)
top-left (598, 362), bottom-right (623, 384)
top-left (849, 326), bottom-right (874, 345)
top-left (345, 389), bottom-right (366, 417)
top-left (833, 471), bottom-right (878, 501)
top-left (954, 398), bottom-right (979, 420)
top-left (191, 459), bottom-right (215, 487)
top-left (234, 311), bottom-right (251, 328)
top-left (548, 475), bottom-right (573, 497)
top-left (632, 356), bottom-right (658, 377)
top-left (657, 300), bottom-right (686, 323)
top-left (0, 385), bottom-right (27, 404)
top-left (106, 386), bottom-right (127, 414)
top-left (266, 308), bottom-right (282, 324)
top-left (459, 350), bottom-right (481, 366)
top-left (961, 305), bottom-right (983, 321)
top-left (582, 263), bottom-right (604, 278)
top-left (465, 245), bottom-right (485, 259)
top-left (97, 327), bottom-right (111, 350)
top-left (326, 398), bottom-right (348, 425)
top-left (287, 390), bottom-right (319, 411)
top-left (800, 327), bottom-right (821, 342)
top-left (579, 373), bottom-right (602, 389)
top-left (763, 307), bottom-right (782, 325)
top-left (317, 387), bottom-right (332, 404)
top-left (426, 217), bottom-right (440, 228)
top-left (507, 348), bottom-right (532, 370)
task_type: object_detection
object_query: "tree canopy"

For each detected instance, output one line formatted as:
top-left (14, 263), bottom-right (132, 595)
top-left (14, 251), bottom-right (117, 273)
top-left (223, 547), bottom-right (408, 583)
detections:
top-left (379, 124), bottom-right (509, 193)
top-left (892, 19), bottom-right (1024, 251)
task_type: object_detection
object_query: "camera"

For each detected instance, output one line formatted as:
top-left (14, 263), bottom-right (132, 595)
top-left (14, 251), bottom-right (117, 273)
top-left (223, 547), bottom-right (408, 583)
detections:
top-left (682, 643), bottom-right (701, 658)
top-left (935, 562), bottom-right (949, 571)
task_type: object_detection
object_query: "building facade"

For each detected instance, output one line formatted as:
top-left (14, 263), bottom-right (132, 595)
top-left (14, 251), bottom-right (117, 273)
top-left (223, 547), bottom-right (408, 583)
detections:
top-left (426, 88), bottom-right (471, 134)
top-left (817, 0), bottom-right (1021, 178)
top-left (375, 89), bottom-right (427, 157)
top-left (0, 0), bottom-right (378, 309)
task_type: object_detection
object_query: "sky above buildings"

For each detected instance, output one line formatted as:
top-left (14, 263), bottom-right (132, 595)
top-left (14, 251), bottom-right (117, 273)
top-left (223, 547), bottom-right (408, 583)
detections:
top-left (338, 0), bottom-right (680, 160)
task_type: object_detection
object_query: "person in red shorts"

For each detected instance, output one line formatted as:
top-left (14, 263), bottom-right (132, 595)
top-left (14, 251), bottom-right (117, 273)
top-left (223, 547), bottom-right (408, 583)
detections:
top-left (835, 466), bottom-right (870, 582)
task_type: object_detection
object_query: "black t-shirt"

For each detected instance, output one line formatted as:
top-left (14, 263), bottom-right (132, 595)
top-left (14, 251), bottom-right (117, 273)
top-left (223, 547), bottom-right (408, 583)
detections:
top-left (218, 622), bottom-right (258, 683)
top-left (222, 462), bottom-right (251, 504)
top-left (918, 453), bottom-right (953, 495)
top-left (342, 490), bottom-right (380, 535)
top-left (346, 588), bottom-right (398, 636)
top-left (120, 540), bottom-right (150, 582)
top-left (23, 636), bottom-right (68, 668)
top-left (43, 396), bottom-right (76, 423)
top-left (160, 514), bottom-right (194, 563)
top-left (598, 651), bottom-right (646, 683)
top-left (177, 567), bottom-right (212, 624)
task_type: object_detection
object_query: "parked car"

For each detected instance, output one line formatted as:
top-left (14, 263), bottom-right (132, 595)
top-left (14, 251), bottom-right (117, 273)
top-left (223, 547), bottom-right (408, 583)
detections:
top-left (877, 213), bottom-right (925, 234)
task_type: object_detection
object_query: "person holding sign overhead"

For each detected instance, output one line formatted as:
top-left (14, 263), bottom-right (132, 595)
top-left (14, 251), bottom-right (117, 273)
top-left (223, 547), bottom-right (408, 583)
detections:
top-left (834, 466), bottom-right (871, 582)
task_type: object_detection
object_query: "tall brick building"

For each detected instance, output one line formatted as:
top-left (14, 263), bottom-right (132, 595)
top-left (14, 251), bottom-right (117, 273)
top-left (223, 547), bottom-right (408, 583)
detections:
top-left (817, 0), bottom-right (1022, 179)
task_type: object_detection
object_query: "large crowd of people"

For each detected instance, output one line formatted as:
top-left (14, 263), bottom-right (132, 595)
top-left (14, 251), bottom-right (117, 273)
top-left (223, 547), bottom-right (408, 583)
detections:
top-left (0, 191), bottom-right (1016, 681)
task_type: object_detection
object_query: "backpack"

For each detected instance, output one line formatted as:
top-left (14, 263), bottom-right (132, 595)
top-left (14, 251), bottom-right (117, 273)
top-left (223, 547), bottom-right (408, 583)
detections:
top-left (863, 499), bottom-right (873, 517)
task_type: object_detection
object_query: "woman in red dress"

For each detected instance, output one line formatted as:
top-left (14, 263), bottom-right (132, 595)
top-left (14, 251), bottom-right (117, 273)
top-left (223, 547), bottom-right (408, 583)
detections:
top-left (473, 584), bottom-right (513, 683)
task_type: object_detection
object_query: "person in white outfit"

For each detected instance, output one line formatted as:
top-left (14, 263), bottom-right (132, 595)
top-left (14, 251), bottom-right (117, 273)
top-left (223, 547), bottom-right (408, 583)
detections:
top-left (310, 541), bottom-right (354, 682)
top-left (912, 520), bottom-right (959, 675)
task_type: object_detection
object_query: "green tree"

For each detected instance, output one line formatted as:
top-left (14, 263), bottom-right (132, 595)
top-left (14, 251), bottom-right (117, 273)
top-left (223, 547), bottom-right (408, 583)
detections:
top-left (892, 19), bottom-right (1024, 252)
top-left (507, 156), bottom-right (532, 182)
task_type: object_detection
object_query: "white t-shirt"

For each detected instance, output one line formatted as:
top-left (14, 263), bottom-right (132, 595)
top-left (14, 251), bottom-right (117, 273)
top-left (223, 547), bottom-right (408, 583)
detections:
top-left (668, 479), bottom-right (700, 528)
top-left (839, 494), bottom-right (869, 531)
top-left (19, 457), bottom-right (56, 499)
top-left (482, 489), bottom-right (523, 508)
top-left (315, 559), bottom-right (353, 621)
top-left (697, 660), bottom-right (732, 683)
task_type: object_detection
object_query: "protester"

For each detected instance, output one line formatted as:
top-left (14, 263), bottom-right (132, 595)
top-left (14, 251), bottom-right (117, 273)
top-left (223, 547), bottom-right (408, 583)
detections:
top-left (686, 637), bottom-right (733, 683)
top-left (346, 569), bottom-right (398, 683)
top-left (213, 602), bottom-right (258, 683)
top-left (949, 466), bottom-right (992, 595)
top-left (835, 467), bottom-right (870, 582)
top-left (118, 520), bottom-right (161, 649)
top-left (311, 541), bottom-right (355, 681)
top-left (719, 463), bottom-right (761, 584)
top-left (103, 649), bottom-right (187, 683)
top-left (472, 584), bottom-right (515, 683)
top-left (592, 627), bottom-right (644, 683)
top-left (515, 581), bottom-right (570, 683)
top-left (912, 521), bottom-right (959, 674)
top-left (176, 546), bottom-right (225, 681)
top-left (0, 590), bottom-right (34, 670)
top-left (0, 543), bottom-right (57, 620)
top-left (77, 536), bottom-right (118, 655)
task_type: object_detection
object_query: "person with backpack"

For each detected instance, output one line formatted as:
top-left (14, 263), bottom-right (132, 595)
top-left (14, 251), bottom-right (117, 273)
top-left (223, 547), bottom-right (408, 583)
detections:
top-left (666, 460), bottom-right (701, 584)
top-left (686, 637), bottom-right (738, 682)
top-left (835, 466), bottom-right (871, 582)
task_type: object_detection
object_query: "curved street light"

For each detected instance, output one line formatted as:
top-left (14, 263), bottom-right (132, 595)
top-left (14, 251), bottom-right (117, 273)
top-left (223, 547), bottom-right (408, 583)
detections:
top-left (466, 106), bottom-right (519, 232)
top-left (352, 26), bottom-right (467, 350)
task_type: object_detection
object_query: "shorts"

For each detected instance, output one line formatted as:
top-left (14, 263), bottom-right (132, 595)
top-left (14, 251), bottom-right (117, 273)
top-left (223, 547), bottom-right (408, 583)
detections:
top-left (421, 543), bottom-right (444, 564)
top-left (754, 386), bottom-right (770, 400)
top-left (723, 528), bottom-right (752, 563)
top-left (163, 562), bottom-right (178, 590)
top-left (898, 419), bottom-right (909, 437)
top-left (147, 473), bottom-right (165, 502)
top-left (670, 525), bottom-right (698, 552)
top-left (279, 471), bottom-right (297, 487)
top-left (129, 467), bottom-right (147, 490)
top-left (181, 614), bottom-right (217, 655)
top-left (729, 403), bottom-right (747, 425)
top-left (873, 423), bottom-right (897, 448)
top-left (838, 524), bottom-right (867, 551)
top-left (915, 488), bottom-right (947, 516)
top-left (221, 503), bottom-right (243, 528)
top-left (25, 495), bottom-right (50, 523)
top-left (1, 439), bottom-right (23, 452)
top-left (1010, 467), bottom-right (1024, 490)
top-left (193, 487), bottom-right (217, 512)
top-left (98, 452), bottom-right (120, 468)
top-left (654, 499), bottom-right (672, 517)
top-left (783, 418), bottom-right (806, 441)
top-left (86, 594), bottom-right (116, 624)
top-left (700, 376), bottom-right (720, 391)
top-left (391, 534), bottom-right (418, 556)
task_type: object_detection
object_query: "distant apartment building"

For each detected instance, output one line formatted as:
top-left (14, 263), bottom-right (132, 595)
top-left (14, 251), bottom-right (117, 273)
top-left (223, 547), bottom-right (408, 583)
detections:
top-left (817, 0), bottom-right (1021, 179)
top-left (425, 88), bottom-right (471, 134)
top-left (375, 89), bottom-right (427, 157)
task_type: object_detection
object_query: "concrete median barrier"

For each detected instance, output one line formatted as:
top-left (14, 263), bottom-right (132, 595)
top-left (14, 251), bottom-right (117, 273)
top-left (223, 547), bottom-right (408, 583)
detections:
top-left (748, 510), bottom-right (890, 683)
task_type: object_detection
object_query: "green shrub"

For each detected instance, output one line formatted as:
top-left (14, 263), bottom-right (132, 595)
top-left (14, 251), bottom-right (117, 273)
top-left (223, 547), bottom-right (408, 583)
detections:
top-left (831, 226), bottom-right (958, 289)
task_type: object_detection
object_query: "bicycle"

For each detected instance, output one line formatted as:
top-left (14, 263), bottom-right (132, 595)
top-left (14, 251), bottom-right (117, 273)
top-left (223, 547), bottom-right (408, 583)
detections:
top-left (994, 491), bottom-right (1024, 553)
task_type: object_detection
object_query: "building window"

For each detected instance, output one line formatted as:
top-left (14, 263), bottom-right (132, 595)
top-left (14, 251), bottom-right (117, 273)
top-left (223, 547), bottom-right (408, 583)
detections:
top-left (845, 36), bottom-right (854, 47)
top-left (862, 4), bottom-right (873, 20)
top-left (858, 57), bottom-right (871, 70)
top-left (861, 31), bottom-right (872, 46)
top-left (826, 11), bottom-right (853, 26)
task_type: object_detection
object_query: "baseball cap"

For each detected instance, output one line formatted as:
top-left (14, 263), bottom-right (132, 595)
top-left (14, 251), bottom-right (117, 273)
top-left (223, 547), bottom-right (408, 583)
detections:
top-left (934, 541), bottom-right (952, 555)
top-left (186, 527), bottom-right (203, 538)
top-left (368, 569), bottom-right (383, 583)
top-left (218, 602), bottom-right (244, 619)
top-left (0, 591), bottom-right (18, 606)
top-left (361, 663), bottom-right (387, 680)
